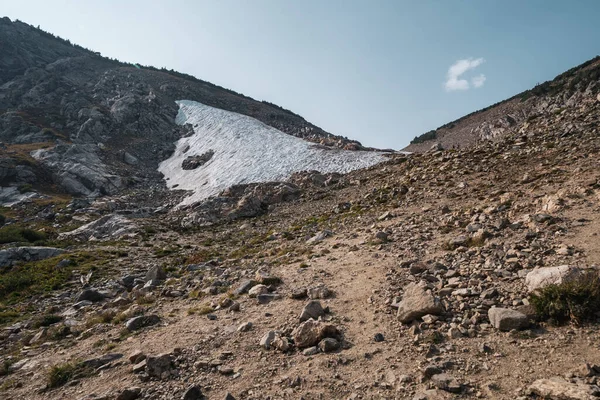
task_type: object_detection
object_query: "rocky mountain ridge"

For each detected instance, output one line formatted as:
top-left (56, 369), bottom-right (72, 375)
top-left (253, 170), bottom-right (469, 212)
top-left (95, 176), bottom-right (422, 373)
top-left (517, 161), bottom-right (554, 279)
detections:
top-left (404, 56), bottom-right (600, 153)
top-left (0, 17), bottom-right (372, 204)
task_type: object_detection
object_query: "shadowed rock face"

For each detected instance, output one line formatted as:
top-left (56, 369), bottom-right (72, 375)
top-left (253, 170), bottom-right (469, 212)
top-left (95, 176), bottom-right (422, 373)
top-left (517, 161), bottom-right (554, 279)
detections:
top-left (0, 18), bottom-right (364, 202)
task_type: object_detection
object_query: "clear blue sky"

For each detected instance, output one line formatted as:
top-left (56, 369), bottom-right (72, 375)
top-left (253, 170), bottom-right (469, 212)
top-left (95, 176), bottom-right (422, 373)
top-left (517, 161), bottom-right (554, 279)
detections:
top-left (4, 0), bottom-right (599, 149)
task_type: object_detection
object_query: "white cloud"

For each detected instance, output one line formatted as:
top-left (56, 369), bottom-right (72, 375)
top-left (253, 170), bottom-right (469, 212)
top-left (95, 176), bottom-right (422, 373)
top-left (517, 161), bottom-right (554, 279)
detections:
top-left (444, 58), bottom-right (485, 91)
top-left (471, 74), bottom-right (486, 88)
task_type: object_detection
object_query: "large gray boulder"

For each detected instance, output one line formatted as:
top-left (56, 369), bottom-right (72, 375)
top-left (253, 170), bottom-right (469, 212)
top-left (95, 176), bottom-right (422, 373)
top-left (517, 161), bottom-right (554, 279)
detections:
top-left (59, 214), bottom-right (137, 242)
top-left (525, 265), bottom-right (581, 292)
top-left (397, 281), bottom-right (443, 323)
top-left (0, 246), bottom-right (65, 268)
top-left (488, 307), bottom-right (528, 331)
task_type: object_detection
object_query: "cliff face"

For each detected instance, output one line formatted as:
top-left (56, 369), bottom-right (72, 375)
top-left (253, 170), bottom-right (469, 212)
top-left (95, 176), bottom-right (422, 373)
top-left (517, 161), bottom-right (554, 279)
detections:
top-left (0, 18), bottom-right (366, 200)
top-left (404, 56), bottom-right (600, 152)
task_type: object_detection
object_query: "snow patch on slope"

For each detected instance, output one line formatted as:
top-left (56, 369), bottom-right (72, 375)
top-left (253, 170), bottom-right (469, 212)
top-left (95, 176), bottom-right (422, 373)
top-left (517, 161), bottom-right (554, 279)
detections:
top-left (159, 100), bottom-right (386, 206)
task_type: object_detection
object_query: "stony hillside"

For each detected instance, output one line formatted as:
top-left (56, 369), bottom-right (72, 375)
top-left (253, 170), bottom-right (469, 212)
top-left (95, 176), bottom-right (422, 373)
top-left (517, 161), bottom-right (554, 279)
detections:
top-left (404, 56), bottom-right (600, 153)
top-left (0, 46), bottom-right (598, 400)
top-left (0, 17), bottom-right (371, 204)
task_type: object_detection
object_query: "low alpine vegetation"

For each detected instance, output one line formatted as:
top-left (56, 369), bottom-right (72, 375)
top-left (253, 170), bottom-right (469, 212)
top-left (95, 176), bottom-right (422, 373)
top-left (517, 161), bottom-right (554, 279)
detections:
top-left (530, 271), bottom-right (600, 325)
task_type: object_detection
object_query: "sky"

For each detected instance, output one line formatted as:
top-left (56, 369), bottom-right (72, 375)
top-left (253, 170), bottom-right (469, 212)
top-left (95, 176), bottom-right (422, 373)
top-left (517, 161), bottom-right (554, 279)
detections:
top-left (3, 0), bottom-right (599, 149)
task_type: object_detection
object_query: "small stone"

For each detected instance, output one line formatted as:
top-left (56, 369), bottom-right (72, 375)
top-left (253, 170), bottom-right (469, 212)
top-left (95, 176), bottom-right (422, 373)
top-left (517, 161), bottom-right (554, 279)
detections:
top-left (116, 387), bottom-right (142, 400)
top-left (375, 231), bottom-right (389, 242)
top-left (125, 315), bottom-right (160, 331)
top-left (132, 359), bottom-right (147, 374)
top-left (528, 377), bottom-right (600, 399)
top-left (307, 284), bottom-right (331, 299)
top-left (260, 331), bottom-right (277, 349)
top-left (290, 288), bottom-right (308, 299)
top-left (525, 265), bottom-right (581, 292)
top-left (447, 327), bottom-right (462, 339)
top-left (431, 373), bottom-right (462, 393)
top-left (318, 338), bottom-right (340, 352)
top-left (233, 279), bottom-right (256, 295)
top-left (128, 350), bottom-right (146, 364)
top-left (303, 346), bottom-right (319, 356)
top-left (182, 384), bottom-right (203, 400)
top-left (374, 333), bottom-right (385, 342)
top-left (255, 270), bottom-right (281, 285)
top-left (248, 284), bottom-right (269, 298)
top-left (299, 300), bottom-right (325, 322)
top-left (479, 343), bottom-right (492, 354)
top-left (237, 322), bottom-right (253, 332)
top-left (257, 294), bottom-right (279, 304)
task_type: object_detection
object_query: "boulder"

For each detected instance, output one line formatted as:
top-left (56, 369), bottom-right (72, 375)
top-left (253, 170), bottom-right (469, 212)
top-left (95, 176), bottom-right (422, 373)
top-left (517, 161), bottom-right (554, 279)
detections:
top-left (292, 319), bottom-right (339, 348)
top-left (248, 284), bottom-right (269, 298)
top-left (145, 265), bottom-right (166, 285)
top-left (76, 289), bottom-right (105, 303)
top-left (0, 246), bottom-right (65, 268)
top-left (58, 214), bottom-right (137, 242)
top-left (525, 265), bottom-right (582, 292)
top-left (181, 150), bottom-right (214, 170)
top-left (488, 307), bottom-right (528, 331)
top-left (397, 282), bottom-right (443, 323)
top-left (125, 315), bottom-right (160, 331)
top-left (145, 353), bottom-right (173, 378)
top-left (528, 377), bottom-right (600, 399)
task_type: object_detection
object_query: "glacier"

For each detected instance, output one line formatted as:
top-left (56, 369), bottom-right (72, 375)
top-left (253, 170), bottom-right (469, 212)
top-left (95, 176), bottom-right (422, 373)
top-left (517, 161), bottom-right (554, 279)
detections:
top-left (158, 100), bottom-right (387, 206)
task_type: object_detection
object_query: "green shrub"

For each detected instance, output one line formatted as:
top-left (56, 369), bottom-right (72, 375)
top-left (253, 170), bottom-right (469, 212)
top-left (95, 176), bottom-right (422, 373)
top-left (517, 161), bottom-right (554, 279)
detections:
top-left (47, 363), bottom-right (76, 388)
top-left (0, 226), bottom-right (46, 244)
top-left (33, 314), bottom-right (63, 328)
top-left (0, 359), bottom-right (14, 376)
top-left (0, 310), bottom-right (20, 325)
top-left (530, 271), bottom-right (600, 325)
top-left (410, 130), bottom-right (437, 144)
top-left (17, 184), bottom-right (33, 194)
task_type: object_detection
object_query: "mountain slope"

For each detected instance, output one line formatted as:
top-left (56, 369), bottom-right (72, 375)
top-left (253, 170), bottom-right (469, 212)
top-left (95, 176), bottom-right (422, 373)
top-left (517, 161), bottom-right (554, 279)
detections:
top-left (0, 17), bottom-right (373, 203)
top-left (404, 56), bottom-right (600, 152)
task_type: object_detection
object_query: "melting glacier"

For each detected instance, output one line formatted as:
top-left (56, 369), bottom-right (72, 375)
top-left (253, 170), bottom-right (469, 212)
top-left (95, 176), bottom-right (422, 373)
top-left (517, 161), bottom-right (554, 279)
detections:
top-left (159, 100), bottom-right (386, 206)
